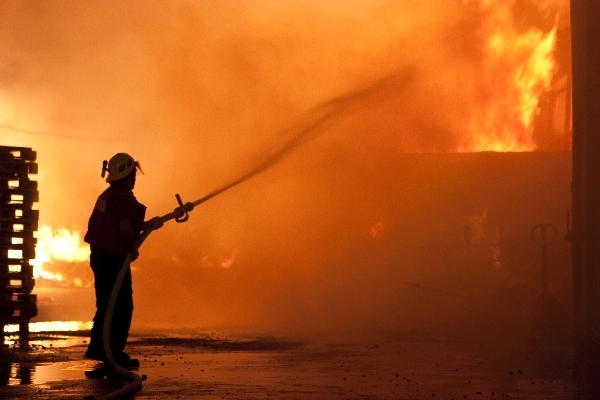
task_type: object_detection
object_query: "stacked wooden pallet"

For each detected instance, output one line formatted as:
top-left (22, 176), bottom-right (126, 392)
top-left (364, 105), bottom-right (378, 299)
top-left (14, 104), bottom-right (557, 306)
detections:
top-left (0, 146), bottom-right (39, 344)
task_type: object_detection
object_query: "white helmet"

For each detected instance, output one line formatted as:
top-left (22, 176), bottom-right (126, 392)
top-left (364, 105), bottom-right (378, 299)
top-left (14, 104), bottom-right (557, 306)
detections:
top-left (102, 153), bottom-right (143, 182)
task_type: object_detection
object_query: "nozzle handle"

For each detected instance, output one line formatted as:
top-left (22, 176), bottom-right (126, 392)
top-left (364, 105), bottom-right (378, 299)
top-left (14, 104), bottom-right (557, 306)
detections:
top-left (175, 194), bottom-right (194, 223)
top-left (101, 160), bottom-right (109, 178)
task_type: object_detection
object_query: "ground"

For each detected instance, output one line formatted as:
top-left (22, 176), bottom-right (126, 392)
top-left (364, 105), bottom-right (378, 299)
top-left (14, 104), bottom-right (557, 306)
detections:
top-left (0, 330), bottom-right (598, 400)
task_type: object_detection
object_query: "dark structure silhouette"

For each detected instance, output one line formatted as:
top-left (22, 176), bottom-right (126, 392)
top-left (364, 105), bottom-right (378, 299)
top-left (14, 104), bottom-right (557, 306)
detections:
top-left (570, 0), bottom-right (600, 379)
top-left (0, 146), bottom-right (38, 345)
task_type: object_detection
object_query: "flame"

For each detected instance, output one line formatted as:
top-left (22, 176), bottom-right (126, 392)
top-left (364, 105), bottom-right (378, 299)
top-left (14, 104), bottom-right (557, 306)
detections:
top-left (31, 226), bottom-right (90, 281)
top-left (221, 250), bottom-right (239, 269)
top-left (369, 221), bottom-right (385, 239)
top-left (195, 250), bottom-right (239, 269)
top-left (3, 320), bottom-right (92, 334)
top-left (461, 0), bottom-right (559, 152)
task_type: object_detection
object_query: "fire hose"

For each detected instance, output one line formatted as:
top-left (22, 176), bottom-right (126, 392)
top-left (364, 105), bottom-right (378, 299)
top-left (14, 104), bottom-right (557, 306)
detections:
top-left (92, 196), bottom-right (194, 400)
top-left (93, 191), bottom-right (226, 399)
top-left (95, 159), bottom-right (299, 398)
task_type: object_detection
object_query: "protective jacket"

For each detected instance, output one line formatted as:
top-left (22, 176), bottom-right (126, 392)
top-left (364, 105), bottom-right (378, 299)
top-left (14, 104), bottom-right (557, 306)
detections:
top-left (84, 185), bottom-right (146, 254)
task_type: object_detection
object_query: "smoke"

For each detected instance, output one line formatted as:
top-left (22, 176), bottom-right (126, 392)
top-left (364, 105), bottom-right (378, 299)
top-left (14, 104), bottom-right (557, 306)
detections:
top-left (190, 68), bottom-right (416, 209)
top-left (0, 1), bottom-right (572, 337)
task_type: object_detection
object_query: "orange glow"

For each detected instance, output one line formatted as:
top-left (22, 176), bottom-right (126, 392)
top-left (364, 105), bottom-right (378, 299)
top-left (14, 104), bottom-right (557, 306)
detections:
top-left (460, 0), bottom-right (559, 152)
top-left (31, 226), bottom-right (89, 283)
top-left (0, 1), bottom-right (571, 335)
top-left (221, 250), bottom-right (239, 269)
top-left (369, 221), bottom-right (385, 239)
top-left (194, 251), bottom-right (239, 269)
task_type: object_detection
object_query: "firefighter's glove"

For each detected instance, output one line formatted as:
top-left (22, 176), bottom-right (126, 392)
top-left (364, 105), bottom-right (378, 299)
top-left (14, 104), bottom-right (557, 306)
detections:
top-left (145, 216), bottom-right (164, 231)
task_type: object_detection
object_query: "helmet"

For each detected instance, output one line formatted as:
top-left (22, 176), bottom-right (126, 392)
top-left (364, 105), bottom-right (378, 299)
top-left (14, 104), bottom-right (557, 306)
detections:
top-left (102, 153), bottom-right (143, 182)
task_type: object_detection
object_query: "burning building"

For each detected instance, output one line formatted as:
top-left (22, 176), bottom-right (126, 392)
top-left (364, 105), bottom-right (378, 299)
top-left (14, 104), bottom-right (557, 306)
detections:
top-left (0, 1), bottom-right (575, 339)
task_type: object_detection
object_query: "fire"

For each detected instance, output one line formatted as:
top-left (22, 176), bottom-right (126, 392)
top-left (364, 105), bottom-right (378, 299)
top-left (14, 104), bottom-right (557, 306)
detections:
top-left (461, 0), bottom-right (559, 152)
top-left (4, 320), bottom-right (93, 334)
top-left (194, 250), bottom-right (239, 269)
top-left (31, 226), bottom-right (89, 282)
top-left (221, 250), bottom-right (239, 269)
top-left (369, 221), bottom-right (385, 239)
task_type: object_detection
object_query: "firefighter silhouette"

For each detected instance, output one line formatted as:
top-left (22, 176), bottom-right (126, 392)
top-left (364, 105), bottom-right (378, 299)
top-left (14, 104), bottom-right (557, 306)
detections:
top-left (83, 153), bottom-right (160, 369)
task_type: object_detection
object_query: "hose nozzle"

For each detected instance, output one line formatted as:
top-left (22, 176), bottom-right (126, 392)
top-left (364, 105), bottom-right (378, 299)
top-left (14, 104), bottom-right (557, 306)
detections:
top-left (174, 194), bottom-right (194, 223)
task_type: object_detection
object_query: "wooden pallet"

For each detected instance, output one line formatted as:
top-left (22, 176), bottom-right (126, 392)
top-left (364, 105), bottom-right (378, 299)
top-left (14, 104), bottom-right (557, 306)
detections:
top-left (0, 146), bottom-right (39, 344)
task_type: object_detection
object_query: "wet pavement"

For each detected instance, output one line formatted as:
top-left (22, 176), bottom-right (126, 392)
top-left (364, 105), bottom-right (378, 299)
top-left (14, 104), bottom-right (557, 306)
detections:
top-left (1, 329), bottom-right (599, 400)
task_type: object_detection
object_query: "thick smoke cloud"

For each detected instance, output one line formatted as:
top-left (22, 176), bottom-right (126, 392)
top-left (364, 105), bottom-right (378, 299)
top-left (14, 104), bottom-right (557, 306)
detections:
top-left (1, 1), bottom-right (571, 336)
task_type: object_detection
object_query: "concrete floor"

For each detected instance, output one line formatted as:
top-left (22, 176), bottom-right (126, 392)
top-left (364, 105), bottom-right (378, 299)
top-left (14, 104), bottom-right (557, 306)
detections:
top-left (1, 330), bottom-right (599, 400)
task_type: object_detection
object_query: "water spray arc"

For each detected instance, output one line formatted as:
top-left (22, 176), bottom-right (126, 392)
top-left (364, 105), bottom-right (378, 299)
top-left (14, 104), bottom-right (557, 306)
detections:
top-left (93, 68), bottom-right (413, 399)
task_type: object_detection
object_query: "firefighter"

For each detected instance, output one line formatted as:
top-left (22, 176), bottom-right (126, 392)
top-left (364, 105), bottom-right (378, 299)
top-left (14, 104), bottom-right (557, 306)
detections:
top-left (83, 153), bottom-right (161, 369)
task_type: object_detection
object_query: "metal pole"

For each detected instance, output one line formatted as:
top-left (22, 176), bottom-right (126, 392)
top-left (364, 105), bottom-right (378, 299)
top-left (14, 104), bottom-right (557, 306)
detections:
top-left (570, 0), bottom-right (600, 349)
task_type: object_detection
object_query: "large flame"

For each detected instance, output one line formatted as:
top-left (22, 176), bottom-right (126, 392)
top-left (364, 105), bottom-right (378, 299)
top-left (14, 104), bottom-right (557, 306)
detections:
top-left (31, 226), bottom-right (89, 283)
top-left (30, 224), bottom-right (239, 285)
top-left (461, 0), bottom-right (559, 152)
